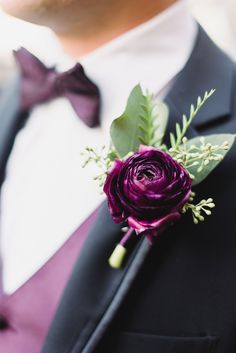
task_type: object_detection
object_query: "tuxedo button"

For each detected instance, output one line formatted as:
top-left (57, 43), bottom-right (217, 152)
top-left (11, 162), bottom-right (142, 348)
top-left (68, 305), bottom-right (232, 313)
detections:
top-left (0, 315), bottom-right (9, 330)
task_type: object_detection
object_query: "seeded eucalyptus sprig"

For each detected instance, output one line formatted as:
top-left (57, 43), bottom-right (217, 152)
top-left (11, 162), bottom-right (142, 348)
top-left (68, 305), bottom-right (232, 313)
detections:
top-left (182, 192), bottom-right (216, 224)
top-left (170, 136), bottom-right (231, 180)
top-left (81, 146), bottom-right (117, 187)
top-left (171, 134), bottom-right (235, 186)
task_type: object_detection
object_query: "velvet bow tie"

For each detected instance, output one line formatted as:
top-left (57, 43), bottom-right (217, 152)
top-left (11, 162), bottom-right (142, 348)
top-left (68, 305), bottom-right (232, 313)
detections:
top-left (14, 47), bottom-right (100, 128)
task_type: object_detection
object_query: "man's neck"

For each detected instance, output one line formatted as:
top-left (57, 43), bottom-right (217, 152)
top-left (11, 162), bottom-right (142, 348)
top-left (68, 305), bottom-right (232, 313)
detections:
top-left (56, 0), bottom-right (177, 58)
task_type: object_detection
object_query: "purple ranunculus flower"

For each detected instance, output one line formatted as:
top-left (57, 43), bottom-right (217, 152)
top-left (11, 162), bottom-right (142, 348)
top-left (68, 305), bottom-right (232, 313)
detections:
top-left (103, 145), bottom-right (192, 238)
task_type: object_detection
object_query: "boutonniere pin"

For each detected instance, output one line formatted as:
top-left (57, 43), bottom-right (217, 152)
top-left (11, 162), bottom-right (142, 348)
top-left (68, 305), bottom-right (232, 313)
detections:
top-left (82, 85), bottom-right (235, 268)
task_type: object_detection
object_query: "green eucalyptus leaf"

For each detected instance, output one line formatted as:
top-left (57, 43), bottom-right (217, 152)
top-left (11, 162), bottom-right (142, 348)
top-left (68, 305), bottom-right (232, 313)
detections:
top-left (186, 134), bottom-right (235, 185)
top-left (110, 84), bottom-right (146, 158)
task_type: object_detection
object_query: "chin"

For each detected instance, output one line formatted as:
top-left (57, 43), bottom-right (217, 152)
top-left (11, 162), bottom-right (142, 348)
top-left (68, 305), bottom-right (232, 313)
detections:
top-left (0, 0), bottom-right (55, 24)
top-left (0, 1), bottom-right (34, 19)
top-left (0, 0), bottom-right (81, 29)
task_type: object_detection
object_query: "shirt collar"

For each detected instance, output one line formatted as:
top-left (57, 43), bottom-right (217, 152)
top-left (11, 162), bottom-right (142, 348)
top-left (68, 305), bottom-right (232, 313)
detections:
top-left (78, 0), bottom-right (197, 127)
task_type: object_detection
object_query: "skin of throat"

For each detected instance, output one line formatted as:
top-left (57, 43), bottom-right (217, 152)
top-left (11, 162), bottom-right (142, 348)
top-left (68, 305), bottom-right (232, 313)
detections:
top-left (55, 0), bottom-right (177, 58)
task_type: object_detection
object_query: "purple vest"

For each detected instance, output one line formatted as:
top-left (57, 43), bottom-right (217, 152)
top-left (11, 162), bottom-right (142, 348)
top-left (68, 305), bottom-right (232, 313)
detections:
top-left (0, 207), bottom-right (99, 353)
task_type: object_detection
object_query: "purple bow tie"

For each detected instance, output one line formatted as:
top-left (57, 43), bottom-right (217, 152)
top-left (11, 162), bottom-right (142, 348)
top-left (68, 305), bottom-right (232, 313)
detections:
top-left (13, 47), bottom-right (100, 128)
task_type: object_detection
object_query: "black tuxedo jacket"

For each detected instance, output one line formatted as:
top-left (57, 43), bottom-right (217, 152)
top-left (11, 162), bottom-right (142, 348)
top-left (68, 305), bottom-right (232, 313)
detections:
top-left (0, 27), bottom-right (236, 353)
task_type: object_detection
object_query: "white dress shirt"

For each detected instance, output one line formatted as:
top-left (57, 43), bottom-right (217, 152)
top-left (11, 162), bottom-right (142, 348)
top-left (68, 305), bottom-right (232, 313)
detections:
top-left (0, 0), bottom-right (197, 294)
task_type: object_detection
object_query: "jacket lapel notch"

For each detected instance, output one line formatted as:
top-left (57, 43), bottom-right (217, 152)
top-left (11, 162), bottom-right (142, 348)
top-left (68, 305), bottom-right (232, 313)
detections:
top-left (166, 25), bottom-right (235, 130)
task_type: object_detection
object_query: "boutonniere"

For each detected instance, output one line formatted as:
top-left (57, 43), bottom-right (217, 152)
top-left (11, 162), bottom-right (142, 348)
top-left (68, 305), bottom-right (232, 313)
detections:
top-left (82, 85), bottom-right (235, 269)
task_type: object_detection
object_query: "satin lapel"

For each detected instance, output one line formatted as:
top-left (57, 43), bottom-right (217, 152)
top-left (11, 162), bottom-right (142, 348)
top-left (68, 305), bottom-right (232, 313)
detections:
top-left (0, 74), bottom-right (27, 186)
top-left (41, 26), bottom-right (234, 353)
top-left (41, 202), bottom-right (151, 353)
